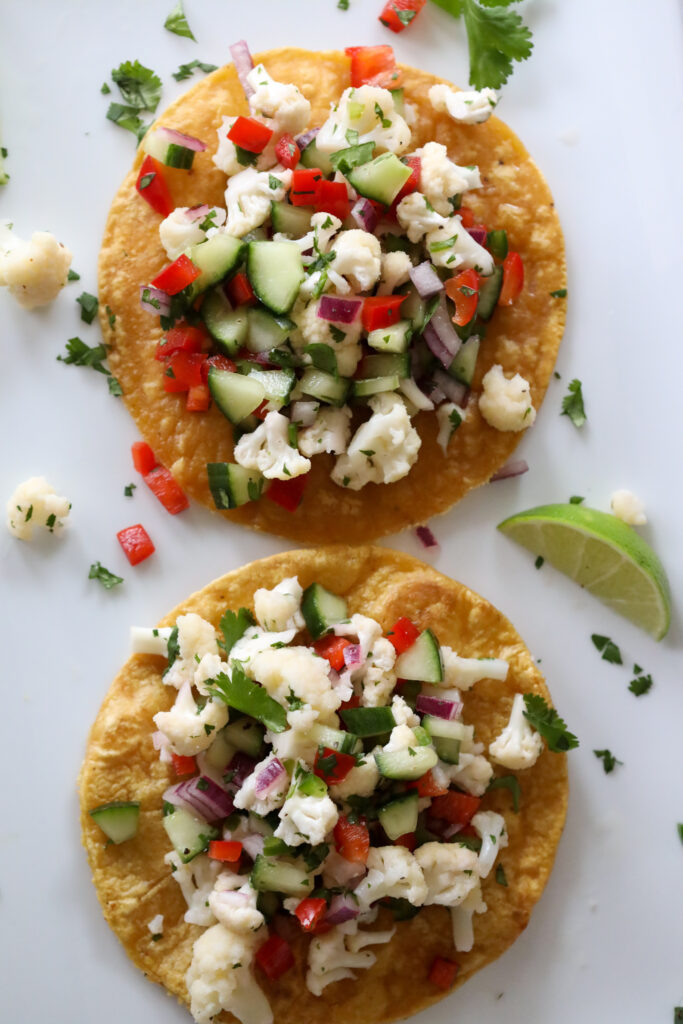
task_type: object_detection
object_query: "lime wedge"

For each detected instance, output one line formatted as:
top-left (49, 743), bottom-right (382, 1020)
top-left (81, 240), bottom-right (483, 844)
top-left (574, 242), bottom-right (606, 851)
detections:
top-left (498, 503), bottom-right (672, 640)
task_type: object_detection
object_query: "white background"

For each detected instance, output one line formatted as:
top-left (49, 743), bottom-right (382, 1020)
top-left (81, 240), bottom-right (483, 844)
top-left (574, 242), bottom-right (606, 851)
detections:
top-left (1, 0), bottom-right (682, 1020)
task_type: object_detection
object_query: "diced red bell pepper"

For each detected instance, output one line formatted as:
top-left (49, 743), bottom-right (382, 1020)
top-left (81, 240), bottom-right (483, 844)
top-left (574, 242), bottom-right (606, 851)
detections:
top-left (315, 180), bottom-right (351, 221)
top-left (171, 753), bottom-right (196, 776)
top-left (163, 351), bottom-right (206, 393)
top-left (131, 441), bottom-right (157, 476)
top-left (379, 0), bottom-right (427, 32)
top-left (225, 272), bottom-right (257, 308)
top-left (386, 616), bottom-right (420, 654)
top-left (143, 465), bottom-right (190, 515)
top-left (345, 45), bottom-right (403, 88)
top-left (136, 155), bottom-right (173, 218)
top-left (339, 693), bottom-right (361, 712)
top-left (333, 815), bottom-right (370, 864)
top-left (430, 791), bottom-right (481, 827)
top-left (429, 956), bottom-right (459, 990)
top-left (117, 523), bottom-right (155, 566)
top-left (275, 133), bottom-right (301, 170)
top-left (394, 832), bottom-right (417, 851)
top-left (255, 933), bottom-right (295, 981)
top-left (150, 253), bottom-right (201, 296)
top-left (266, 474), bottom-right (309, 513)
top-left (361, 295), bottom-right (405, 332)
top-left (186, 383), bottom-right (211, 412)
top-left (208, 840), bottom-right (243, 862)
top-left (314, 746), bottom-right (357, 786)
top-left (253, 399), bottom-right (270, 421)
top-left (445, 268), bottom-right (480, 327)
top-left (407, 769), bottom-right (449, 798)
top-left (156, 324), bottom-right (208, 361)
top-left (293, 897), bottom-right (328, 932)
top-left (313, 635), bottom-right (351, 672)
top-left (290, 167), bottom-right (323, 207)
top-left (202, 354), bottom-right (237, 383)
top-left (459, 206), bottom-right (475, 229)
top-left (227, 116), bottom-right (274, 154)
top-left (498, 251), bottom-right (524, 306)
top-left (237, 347), bottom-right (273, 367)
top-left (393, 155), bottom-right (421, 207)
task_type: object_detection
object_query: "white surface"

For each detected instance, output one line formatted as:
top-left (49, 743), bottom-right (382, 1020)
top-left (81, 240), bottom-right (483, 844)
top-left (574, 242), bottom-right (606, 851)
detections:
top-left (1, 0), bottom-right (682, 1020)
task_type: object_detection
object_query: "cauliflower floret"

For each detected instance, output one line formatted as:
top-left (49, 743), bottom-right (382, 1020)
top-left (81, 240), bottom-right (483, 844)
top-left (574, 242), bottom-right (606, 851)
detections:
top-left (396, 192), bottom-right (447, 243)
top-left (292, 297), bottom-right (363, 377)
top-left (451, 880), bottom-right (487, 952)
top-left (6, 476), bottom-right (70, 540)
top-left (436, 402), bottom-right (466, 455)
top-left (154, 682), bottom-right (228, 757)
top-left (383, 723), bottom-right (417, 753)
top-left (429, 83), bottom-right (498, 125)
top-left (426, 215), bottom-right (494, 273)
top-left (186, 923), bottom-right (270, 1024)
top-left (230, 627), bottom-right (297, 673)
top-left (298, 406), bottom-right (352, 457)
top-left (442, 752), bottom-right (494, 797)
top-left (333, 613), bottom-right (383, 660)
top-left (130, 626), bottom-right (173, 656)
top-left (164, 613), bottom-right (220, 689)
top-left (328, 230), bottom-right (382, 293)
top-left (489, 692), bottom-right (544, 770)
top-left (234, 410), bottom-right (311, 481)
top-left (330, 749), bottom-right (380, 801)
top-left (209, 881), bottom-right (265, 935)
top-left (234, 754), bottom-right (291, 816)
top-left (416, 142), bottom-right (482, 216)
top-left (147, 913), bottom-right (164, 936)
top-left (479, 364), bottom-right (536, 432)
top-left (357, 638), bottom-right (397, 707)
top-left (354, 846), bottom-right (427, 909)
top-left (159, 206), bottom-right (226, 261)
top-left (193, 652), bottom-right (226, 696)
top-left (307, 918), bottom-right (395, 996)
top-left (610, 489), bottom-right (647, 526)
top-left (274, 789), bottom-right (339, 847)
top-left (0, 223), bottom-right (72, 308)
top-left (332, 394), bottom-right (421, 491)
top-left (440, 646), bottom-right (509, 690)
top-left (414, 842), bottom-right (480, 906)
top-left (254, 577), bottom-right (305, 633)
top-left (224, 167), bottom-right (293, 237)
top-left (267, 724), bottom-right (318, 767)
top-left (247, 63), bottom-right (311, 136)
top-left (390, 693), bottom-right (420, 728)
top-left (166, 851), bottom-right (222, 927)
top-left (377, 250), bottom-right (412, 295)
top-left (316, 85), bottom-right (411, 155)
top-left (471, 810), bottom-right (508, 878)
top-left (250, 645), bottom-right (340, 721)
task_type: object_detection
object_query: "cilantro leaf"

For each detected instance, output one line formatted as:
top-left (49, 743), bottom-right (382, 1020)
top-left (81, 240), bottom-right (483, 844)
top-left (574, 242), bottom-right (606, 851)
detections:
top-left (108, 376), bottom-right (123, 397)
top-left (487, 774), bottom-right (521, 812)
top-left (164, 0), bottom-right (196, 40)
top-left (111, 60), bottom-right (162, 112)
top-left (67, 269), bottom-right (80, 282)
top-left (57, 337), bottom-right (109, 375)
top-left (302, 842), bottom-right (329, 872)
top-left (166, 625), bottom-right (180, 668)
top-left (0, 144), bottom-right (8, 186)
top-left (105, 103), bottom-right (148, 142)
top-left (206, 666), bottom-right (287, 733)
top-left (76, 291), bottom-right (99, 324)
top-left (561, 378), bottom-right (587, 428)
top-left (593, 749), bottom-right (622, 774)
top-left (569, 495), bottom-right (584, 504)
top-left (495, 863), bottom-right (508, 886)
top-left (431, 0), bottom-right (533, 90)
top-left (677, 824), bottom-right (683, 845)
top-left (591, 634), bottom-right (622, 665)
top-left (522, 693), bottom-right (579, 753)
top-left (124, 483), bottom-right (136, 497)
top-left (286, 689), bottom-right (305, 711)
top-left (88, 562), bottom-right (124, 590)
top-left (219, 607), bottom-right (255, 656)
top-left (172, 59), bottom-right (218, 82)
top-left (534, 555), bottom-right (544, 569)
top-left (628, 673), bottom-right (652, 697)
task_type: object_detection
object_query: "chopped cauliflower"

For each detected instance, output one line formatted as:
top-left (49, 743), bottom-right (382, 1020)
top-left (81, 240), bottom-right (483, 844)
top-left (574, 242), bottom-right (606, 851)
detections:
top-left (164, 613), bottom-right (220, 690)
top-left (147, 913), bottom-right (164, 936)
top-left (316, 85), bottom-right (411, 156)
top-left (166, 851), bottom-right (222, 927)
top-left (250, 645), bottom-right (340, 721)
top-left (130, 626), bottom-right (173, 656)
top-left (234, 754), bottom-right (291, 816)
top-left (333, 613), bottom-right (383, 660)
top-left (451, 881), bottom-right (487, 952)
top-left (358, 637), bottom-right (397, 707)
top-left (274, 789), bottom-right (339, 846)
top-left (332, 394), bottom-right (421, 491)
top-left (489, 692), bottom-right (544, 770)
top-left (396, 192), bottom-right (447, 243)
top-left (209, 881), bottom-right (265, 935)
top-left (267, 723), bottom-right (318, 767)
top-left (0, 222), bottom-right (72, 308)
top-left (186, 922), bottom-right (269, 1024)
top-left (383, 723), bottom-right (418, 753)
top-left (354, 846), bottom-right (427, 909)
top-left (436, 402), bottom-right (466, 455)
top-left (254, 577), bottom-right (305, 633)
top-left (292, 298), bottom-right (363, 376)
top-left (234, 410), bottom-right (311, 481)
top-left (329, 230), bottom-right (382, 293)
top-left (224, 167), bottom-right (293, 237)
top-left (159, 205), bottom-right (226, 260)
top-left (6, 476), bottom-right (70, 540)
top-left (442, 751), bottom-right (494, 797)
top-left (416, 142), bottom-right (482, 216)
top-left (429, 84), bottom-right (498, 124)
top-left (298, 406), bottom-right (352, 457)
top-left (193, 652), bottom-right (227, 696)
top-left (471, 810), bottom-right (508, 878)
top-left (440, 647), bottom-right (509, 690)
top-left (414, 842), bottom-right (480, 906)
top-left (377, 250), bottom-right (412, 295)
top-left (390, 693), bottom-right (419, 728)
top-left (153, 682), bottom-right (228, 757)
top-left (330, 749), bottom-right (380, 801)
top-left (479, 364), bottom-right (536, 432)
top-left (610, 489), bottom-right (647, 526)
top-left (247, 63), bottom-right (311, 136)
top-left (307, 918), bottom-right (394, 996)
top-left (230, 627), bottom-right (297, 673)
top-left (426, 215), bottom-right (494, 273)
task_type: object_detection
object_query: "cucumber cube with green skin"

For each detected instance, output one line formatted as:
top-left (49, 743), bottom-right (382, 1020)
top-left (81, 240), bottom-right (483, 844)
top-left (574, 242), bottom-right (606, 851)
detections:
top-left (366, 319), bottom-right (412, 354)
top-left (340, 705), bottom-right (397, 737)
top-left (270, 201), bottom-right (314, 237)
top-left (432, 735), bottom-right (461, 764)
top-left (201, 287), bottom-right (248, 356)
top-left (163, 806), bottom-right (219, 863)
top-left (308, 722), bottom-right (362, 755)
top-left (362, 352), bottom-right (410, 379)
top-left (346, 152), bottom-right (412, 205)
top-left (242, 367), bottom-right (296, 409)
top-left (351, 375), bottom-right (401, 399)
top-left (247, 306), bottom-right (296, 353)
top-left (422, 716), bottom-right (474, 744)
top-left (476, 265), bottom-right (503, 321)
top-left (208, 367), bottom-right (265, 425)
top-left (297, 771), bottom-right (328, 798)
top-left (89, 801), bottom-right (140, 844)
top-left (301, 582), bottom-right (348, 638)
top-left (184, 234), bottom-right (246, 302)
top-left (389, 88), bottom-right (405, 116)
top-left (207, 463), bottom-right (264, 509)
top-left (299, 367), bottom-right (350, 407)
top-left (222, 718), bottom-right (265, 758)
top-left (247, 241), bottom-right (304, 315)
top-left (329, 141), bottom-right (376, 176)
top-left (299, 137), bottom-right (334, 176)
top-left (250, 855), bottom-right (312, 896)
top-left (449, 336), bottom-right (480, 386)
top-left (394, 629), bottom-right (443, 683)
top-left (204, 727), bottom-right (237, 771)
top-left (374, 745), bottom-right (438, 781)
top-left (378, 792), bottom-right (419, 840)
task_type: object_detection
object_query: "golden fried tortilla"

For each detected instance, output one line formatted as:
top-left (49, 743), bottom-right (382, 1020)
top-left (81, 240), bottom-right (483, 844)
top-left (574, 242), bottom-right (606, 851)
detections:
top-left (79, 546), bottom-right (568, 1024)
top-left (99, 49), bottom-right (566, 544)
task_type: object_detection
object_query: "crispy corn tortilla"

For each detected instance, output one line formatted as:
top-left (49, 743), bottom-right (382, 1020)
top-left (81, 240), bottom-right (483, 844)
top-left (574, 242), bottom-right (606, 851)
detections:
top-left (99, 49), bottom-right (566, 544)
top-left (79, 546), bottom-right (568, 1024)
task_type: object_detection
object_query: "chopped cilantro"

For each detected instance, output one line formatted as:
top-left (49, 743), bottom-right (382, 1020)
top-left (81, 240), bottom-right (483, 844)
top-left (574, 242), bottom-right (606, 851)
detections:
top-left (677, 824), bottom-right (683, 845)
top-left (429, 235), bottom-right (457, 253)
top-left (304, 343), bottom-right (338, 376)
top-left (522, 693), bottom-right (578, 753)
top-left (106, 305), bottom-right (116, 328)
top-left (342, 476), bottom-right (350, 487)
top-left (395, 7), bottom-right (417, 25)
top-left (495, 863), bottom-right (508, 886)
top-left (107, 376), bottom-right (123, 397)
top-left (591, 634), bottom-right (622, 665)
top-left (24, 505), bottom-right (33, 523)
top-left (219, 607), bottom-right (255, 655)
top-left (138, 172), bottom-right (155, 190)
top-left (487, 774), bottom-right (521, 813)
top-left (561, 378), bottom-right (586, 428)
top-left (152, 934), bottom-right (162, 942)
top-left (100, 82), bottom-right (111, 95)
top-left (374, 102), bottom-right (391, 128)
top-left (569, 495), bottom-right (584, 504)
top-left (105, 103), bottom-right (148, 143)
top-left (345, 128), bottom-right (359, 146)
top-left (88, 562), bottom-right (123, 590)
top-left (316, 747), bottom-right (338, 777)
top-left (268, 174), bottom-right (280, 190)
top-left (67, 269), bottom-right (80, 282)
top-left (124, 483), bottom-right (136, 497)
top-left (550, 288), bottom-right (567, 298)
top-left (429, 0), bottom-right (533, 90)
top-left (360, 450), bottom-right (375, 458)
top-left (534, 555), bottom-right (544, 569)
top-left (329, 325), bottom-right (346, 344)
top-left (57, 337), bottom-right (109, 375)
top-left (76, 291), bottom-right (99, 324)
top-left (593, 749), bottom-right (622, 774)
top-left (164, 0), bottom-right (196, 40)
top-left (338, 0), bottom-right (350, 8)
top-left (111, 60), bottom-right (162, 112)
top-left (198, 209), bottom-right (218, 232)
top-left (235, 145), bottom-right (258, 167)
top-left (45, 513), bottom-right (57, 532)
top-left (554, 371), bottom-right (561, 379)
top-left (173, 60), bottom-right (218, 82)
top-left (286, 689), bottom-right (305, 711)
top-left (303, 843), bottom-right (329, 872)
top-left (166, 625), bottom-right (180, 669)
top-left (628, 673), bottom-right (652, 697)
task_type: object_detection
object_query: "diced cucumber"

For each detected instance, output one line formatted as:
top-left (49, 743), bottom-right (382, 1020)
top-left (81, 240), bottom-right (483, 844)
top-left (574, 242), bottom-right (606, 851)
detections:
top-left (389, 88), bottom-right (405, 116)
top-left (144, 129), bottom-right (197, 169)
top-left (248, 812), bottom-right (276, 837)
top-left (299, 367), bottom-right (350, 407)
top-left (247, 306), bottom-right (296, 353)
top-left (351, 375), bottom-right (400, 399)
top-left (384, 897), bottom-right (421, 920)
top-left (207, 463), bottom-right (264, 510)
top-left (163, 806), bottom-right (219, 863)
top-left (329, 141), bottom-right (376, 176)
top-left (250, 855), bottom-right (312, 896)
top-left (270, 201), bottom-right (314, 236)
top-left (301, 582), bottom-right (348, 639)
top-left (422, 716), bottom-right (475, 744)
top-left (366, 319), bottom-right (412, 354)
top-left (242, 226), bottom-right (268, 243)
top-left (432, 735), bottom-right (461, 765)
top-left (449, 336), bottom-right (480, 386)
top-left (205, 727), bottom-right (237, 771)
top-left (394, 630), bottom-right (443, 683)
top-left (378, 792), bottom-right (419, 840)
top-left (297, 771), bottom-right (328, 798)
top-left (184, 234), bottom-right (246, 302)
top-left (374, 745), bottom-right (438, 781)
top-left (308, 722), bottom-right (362, 755)
top-left (247, 241), bottom-right (304, 315)
top-left (346, 153), bottom-right (412, 205)
top-left (486, 229), bottom-right (508, 261)
top-left (299, 137), bottom-right (334, 176)
top-left (242, 367), bottom-right (296, 409)
top-left (89, 801), bottom-right (140, 844)
top-left (208, 367), bottom-right (265, 425)
top-left (476, 265), bottom-right (503, 321)
top-left (201, 287), bottom-right (248, 356)
top-left (340, 705), bottom-right (396, 737)
top-left (362, 352), bottom-right (410, 379)
top-left (222, 718), bottom-right (265, 758)
top-left (412, 725), bottom-right (432, 746)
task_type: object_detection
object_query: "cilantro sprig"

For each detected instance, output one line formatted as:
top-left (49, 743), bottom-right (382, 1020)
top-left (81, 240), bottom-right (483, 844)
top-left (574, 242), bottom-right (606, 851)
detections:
top-left (591, 634), bottom-right (622, 665)
top-left (593, 749), bottom-right (623, 774)
top-left (218, 607), bottom-right (255, 656)
top-left (164, 0), bottom-right (196, 40)
top-left (89, 562), bottom-right (123, 590)
top-left (104, 60), bottom-right (162, 144)
top-left (429, 0), bottom-right (533, 90)
top-left (172, 59), bottom-right (218, 82)
top-left (523, 694), bottom-right (579, 753)
top-left (561, 378), bottom-right (587, 428)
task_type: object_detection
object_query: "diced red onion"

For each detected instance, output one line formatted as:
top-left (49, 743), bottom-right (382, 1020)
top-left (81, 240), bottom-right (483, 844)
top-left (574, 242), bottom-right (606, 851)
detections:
top-left (350, 197), bottom-right (379, 234)
top-left (419, 379), bottom-right (446, 405)
top-left (433, 369), bottom-right (469, 406)
top-left (295, 127), bottom-right (319, 152)
top-left (442, 822), bottom-right (464, 840)
top-left (318, 295), bottom-right (362, 324)
top-left (490, 459), bottom-right (529, 482)
top-left (429, 298), bottom-right (462, 358)
top-left (230, 40), bottom-right (255, 98)
top-left (253, 757), bottom-right (287, 798)
top-left (228, 752), bottom-right (258, 788)
top-left (184, 204), bottom-right (210, 222)
top-left (164, 776), bottom-right (235, 822)
top-left (343, 644), bottom-right (363, 668)
top-left (239, 833), bottom-right (265, 860)
top-left (409, 261), bottom-right (444, 299)
top-left (325, 893), bottom-right (360, 925)
top-left (323, 850), bottom-right (367, 888)
top-left (423, 324), bottom-right (455, 371)
top-left (140, 285), bottom-right (171, 317)
top-left (416, 694), bottom-right (462, 720)
top-left (415, 525), bottom-right (439, 550)
top-left (466, 225), bottom-right (487, 246)
top-left (155, 126), bottom-right (207, 152)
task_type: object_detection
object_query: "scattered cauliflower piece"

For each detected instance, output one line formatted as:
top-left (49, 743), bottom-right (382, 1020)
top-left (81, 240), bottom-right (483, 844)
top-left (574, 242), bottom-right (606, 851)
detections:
top-left (396, 192), bottom-right (447, 243)
top-left (425, 215), bottom-right (494, 273)
top-left (298, 406), bottom-right (352, 458)
top-left (254, 576), bottom-right (305, 633)
top-left (354, 846), bottom-right (427, 909)
top-left (471, 810), bottom-right (508, 878)
top-left (442, 751), bottom-right (494, 797)
top-left (414, 842), bottom-right (480, 906)
top-left (234, 754), bottom-right (291, 816)
top-left (0, 222), bottom-right (72, 308)
top-left (330, 748), bottom-right (380, 801)
top-left (230, 626), bottom-right (297, 673)
top-left (164, 613), bottom-right (220, 690)
top-left (316, 85), bottom-right (411, 156)
top-left (274, 788), bottom-right (339, 847)
top-left (224, 167), bottom-right (293, 237)
top-left (479, 364), bottom-right (537, 432)
top-left (416, 142), bottom-right (482, 216)
top-left (159, 206), bottom-right (226, 260)
top-left (307, 919), bottom-right (394, 996)
top-left (377, 250), bottom-right (412, 295)
top-left (130, 626), bottom-right (173, 657)
top-left (6, 476), bottom-right (70, 540)
top-left (440, 647), bottom-right (509, 690)
top-left (451, 881), bottom-right (487, 952)
top-left (390, 693), bottom-right (419, 728)
top-left (358, 637), bottom-right (397, 707)
top-left (247, 63), bottom-right (311, 136)
top-left (429, 84), bottom-right (498, 124)
top-left (234, 410), bottom-right (311, 481)
top-left (166, 851), bottom-right (222, 927)
top-left (610, 489), bottom-right (647, 526)
top-left (489, 692), bottom-right (544, 770)
top-left (209, 882), bottom-right (265, 934)
top-left (147, 913), bottom-right (164, 936)
top-left (332, 393), bottom-right (421, 491)
top-left (153, 682), bottom-right (228, 757)
top-left (329, 230), bottom-right (382, 293)
top-left (186, 922), bottom-right (270, 1024)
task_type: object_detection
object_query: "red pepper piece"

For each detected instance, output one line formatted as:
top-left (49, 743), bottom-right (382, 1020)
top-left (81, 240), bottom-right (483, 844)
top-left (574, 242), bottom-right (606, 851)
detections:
top-left (228, 116), bottom-right (274, 154)
top-left (459, 206), bottom-right (475, 228)
top-left (293, 897), bottom-right (328, 933)
top-left (445, 268), bottom-right (480, 327)
top-left (386, 616), bottom-right (420, 654)
top-left (208, 840), bottom-right (243, 862)
top-left (290, 167), bottom-right (323, 207)
top-left (429, 956), bottom-right (459, 990)
top-left (162, 351), bottom-right (205, 393)
top-left (393, 155), bottom-right (421, 207)
top-left (339, 694), bottom-right (361, 712)
top-left (345, 45), bottom-right (403, 88)
top-left (407, 769), bottom-right (449, 798)
top-left (394, 832), bottom-right (417, 851)
top-left (136, 155), bottom-right (173, 217)
top-left (361, 295), bottom-right (405, 332)
top-left (150, 253), bottom-right (201, 296)
top-left (498, 251), bottom-right (524, 306)
top-left (266, 474), bottom-right (309, 512)
top-left (255, 933), bottom-right (295, 981)
top-left (186, 383), bottom-right (211, 412)
top-left (171, 753), bottom-right (196, 776)
top-left (313, 635), bottom-right (351, 672)
top-left (275, 133), bottom-right (301, 170)
top-left (315, 180), bottom-right (351, 220)
top-left (143, 465), bottom-right (190, 515)
top-left (155, 324), bottom-right (208, 361)
top-left (379, 0), bottom-right (427, 32)
top-left (225, 272), bottom-right (257, 308)
top-left (430, 791), bottom-right (481, 827)
top-left (202, 354), bottom-right (237, 382)
top-left (116, 524), bottom-right (155, 566)
top-left (314, 746), bottom-right (357, 786)
top-left (131, 441), bottom-right (157, 476)
top-left (333, 815), bottom-right (370, 864)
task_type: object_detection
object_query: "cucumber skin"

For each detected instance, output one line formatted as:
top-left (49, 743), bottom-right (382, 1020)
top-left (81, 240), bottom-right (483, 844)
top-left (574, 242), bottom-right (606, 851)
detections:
top-left (207, 463), bottom-right (264, 510)
top-left (374, 745), bottom-right (438, 780)
top-left (378, 793), bottom-right (419, 840)
top-left (89, 801), bottom-right (140, 844)
top-left (247, 241), bottom-right (304, 316)
top-left (394, 629), bottom-right (444, 684)
top-left (301, 582), bottom-right (348, 639)
top-left (208, 366), bottom-right (265, 425)
top-left (250, 854), bottom-right (312, 896)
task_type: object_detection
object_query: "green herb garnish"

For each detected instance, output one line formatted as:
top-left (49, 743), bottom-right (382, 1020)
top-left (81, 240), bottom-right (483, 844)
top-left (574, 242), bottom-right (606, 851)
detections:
top-left (57, 337), bottom-right (109, 375)
top-left (593, 749), bottom-right (622, 774)
top-left (487, 774), bottom-right (521, 813)
top-left (591, 634), bottom-right (622, 665)
top-left (67, 269), bottom-right (80, 282)
top-left (88, 562), bottom-right (124, 590)
top-left (107, 376), bottom-right (123, 397)
top-left (173, 60), bottom-right (218, 82)
top-left (550, 288), bottom-right (567, 298)
top-left (76, 291), bottom-right (99, 324)
top-left (219, 607), bottom-right (255, 656)
top-left (522, 694), bottom-right (578, 753)
top-left (495, 863), bottom-right (508, 886)
top-left (124, 483), bottom-right (136, 497)
top-left (561, 378), bottom-right (586, 428)
top-left (164, 0), bottom-right (196, 40)
top-left (628, 673), bottom-right (652, 697)
top-left (429, 0), bottom-right (533, 90)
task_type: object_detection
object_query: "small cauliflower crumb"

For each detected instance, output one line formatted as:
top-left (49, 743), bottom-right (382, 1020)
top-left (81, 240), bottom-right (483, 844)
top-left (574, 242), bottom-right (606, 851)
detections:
top-left (479, 364), bottom-right (536, 432)
top-left (610, 489), bottom-right (647, 526)
top-left (147, 914), bottom-right (164, 936)
top-left (6, 476), bottom-right (71, 540)
top-left (0, 222), bottom-right (72, 308)
top-left (428, 84), bottom-right (498, 125)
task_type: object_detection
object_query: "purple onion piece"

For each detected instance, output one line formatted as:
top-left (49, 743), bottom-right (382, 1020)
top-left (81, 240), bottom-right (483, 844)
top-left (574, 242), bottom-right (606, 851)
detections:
top-left (409, 261), bottom-right (444, 299)
top-left (442, 822), bottom-right (464, 840)
top-left (295, 127), bottom-right (319, 152)
top-left (240, 833), bottom-right (265, 860)
top-left (156, 126), bottom-right (207, 152)
top-left (325, 893), bottom-right (360, 926)
top-left (466, 225), bottom-right (487, 246)
top-left (350, 197), bottom-right (379, 234)
top-left (230, 40), bottom-right (255, 98)
top-left (429, 298), bottom-right (462, 358)
top-left (414, 525), bottom-right (439, 550)
top-left (184, 204), bottom-right (211, 222)
top-left (419, 378), bottom-right (446, 405)
top-left (423, 324), bottom-right (455, 371)
top-left (253, 757), bottom-right (287, 798)
top-left (433, 369), bottom-right (468, 406)
top-left (140, 285), bottom-right (171, 317)
top-left (164, 775), bottom-right (235, 822)
top-left (317, 294), bottom-right (362, 324)
top-left (343, 643), bottom-right (363, 668)
top-left (416, 694), bottom-right (462, 720)
top-left (228, 751), bottom-right (258, 788)
top-left (490, 459), bottom-right (530, 482)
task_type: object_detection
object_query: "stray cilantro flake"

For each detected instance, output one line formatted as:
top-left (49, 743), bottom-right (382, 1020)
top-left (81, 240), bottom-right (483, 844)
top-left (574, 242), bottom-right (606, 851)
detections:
top-left (24, 505), bottom-right (33, 523)
top-left (374, 102), bottom-right (391, 128)
top-left (429, 0), bottom-right (533, 90)
top-left (677, 824), bottom-right (683, 845)
top-left (591, 634), bottom-right (622, 665)
top-left (219, 607), bottom-right (255, 656)
top-left (198, 209), bottom-right (218, 232)
top-left (338, 0), bottom-right (350, 7)
top-left (495, 863), bottom-right (508, 886)
top-left (124, 483), bottom-right (136, 497)
top-left (57, 337), bottom-right (109, 375)
top-left (633, 663), bottom-right (643, 674)
top-left (166, 626), bottom-right (180, 669)
top-left (67, 269), bottom-right (80, 282)
top-left (534, 555), bottom-right (544, 569)
top-left (628, 673), bottom-right (652, 697)
top-left (106, 103), bottom-right (147, 142)
top-left (108, 376), bottom-right (123, 397)
top-left (76, 291), bottom-right (99, 324)
top-left (152, 934), bottom-right (162, 942)
top-left (522, 693), bottom-right (578, 753)
top-left (395, 7), bottom-right (417, 25)
top-left (550, 288), bottom-right (567, 298)
top-left (100, 82), bottom-right (111, 95)
top-left (487, 775), bottom-right (521, 813)
top-left (89, 561), bottom-right (124, 590)
top-left (106, 305), bottom-right (116, 328)
top-left (45, 513), bottom-right (57, 531)
top-left (675, 1009), bottom-right (683, 1023)
top-left (268, 174), bottom-right (280, 190)
top-left (164, 0), bottom-right (196, 40)
top-left (172, 60), bottom-right (218, 82)
top-left (429, 235), bottom-right (457, 253)
top-left (286, 689), bottom-right (305, 711)
top-left (593, 749), bottom-right (622, 774)
top-left (138, 172), bottom-right (155, 190)
top-left (569, 495), bottom-right (584, 504)
top-left (554, 371), bottom-right (561, 379)
top-left (561, 378), bottom-right (586, 428)
top-left (329, 325), bottom-right (346, 344)
top-left (111, 60), bottom-right (162, 112)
